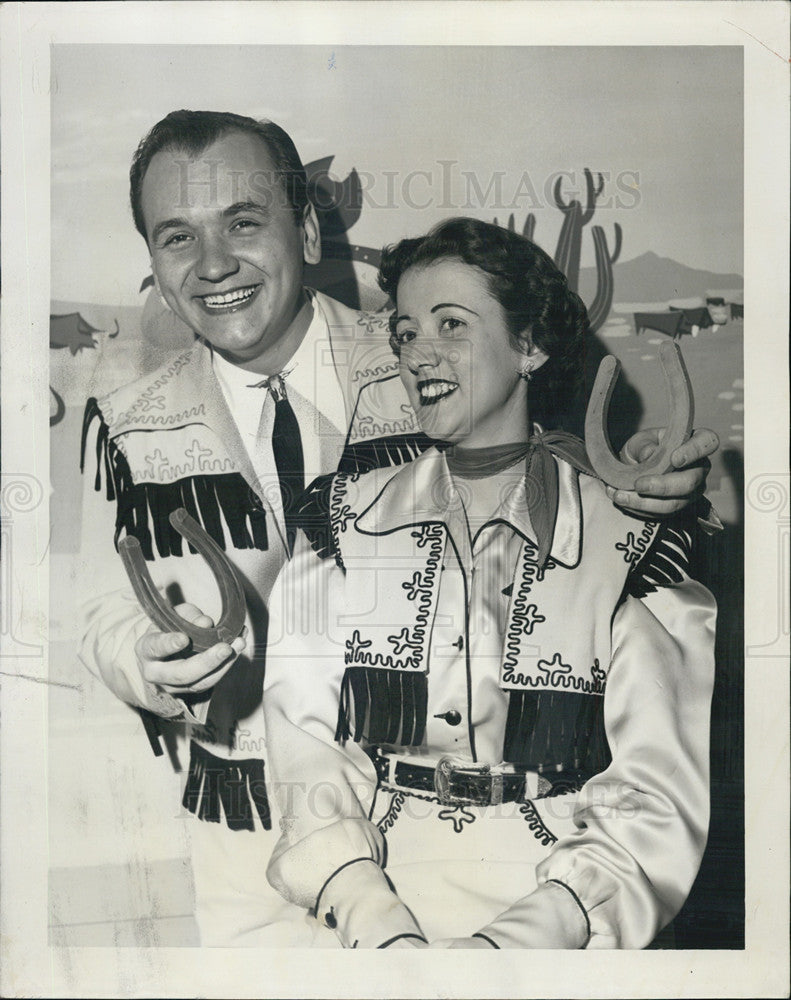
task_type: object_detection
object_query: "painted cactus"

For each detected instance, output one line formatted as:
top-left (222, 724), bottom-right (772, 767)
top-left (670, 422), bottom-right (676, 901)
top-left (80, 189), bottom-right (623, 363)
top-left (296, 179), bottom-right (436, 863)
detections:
top-left (514, 168), bottom-right (622, 333)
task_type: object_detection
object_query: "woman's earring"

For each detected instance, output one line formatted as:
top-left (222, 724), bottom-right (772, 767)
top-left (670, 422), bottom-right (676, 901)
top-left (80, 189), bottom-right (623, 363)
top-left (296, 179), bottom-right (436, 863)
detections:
top-left (517, 360), bottom-right (533, 381)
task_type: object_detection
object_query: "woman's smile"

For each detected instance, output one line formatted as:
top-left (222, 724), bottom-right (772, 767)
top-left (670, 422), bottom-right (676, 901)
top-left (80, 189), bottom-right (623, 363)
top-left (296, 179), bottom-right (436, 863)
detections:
top-left (416, 377), bottom-right (460, 405)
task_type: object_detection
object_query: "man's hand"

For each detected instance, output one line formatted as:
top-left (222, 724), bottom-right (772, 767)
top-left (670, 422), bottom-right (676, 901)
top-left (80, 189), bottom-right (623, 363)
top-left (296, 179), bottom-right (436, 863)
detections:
top-left (606, 427), bottom-right (719, 516)
top-left (135, 602), bottom-right (246, 695)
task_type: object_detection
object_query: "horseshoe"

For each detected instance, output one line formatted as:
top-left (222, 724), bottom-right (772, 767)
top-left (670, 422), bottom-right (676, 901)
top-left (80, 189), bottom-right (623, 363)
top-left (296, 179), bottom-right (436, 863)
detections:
top-left (584, 340), bottom-right (694, 491)
top-left (119, 508), bottom-right (246, 651)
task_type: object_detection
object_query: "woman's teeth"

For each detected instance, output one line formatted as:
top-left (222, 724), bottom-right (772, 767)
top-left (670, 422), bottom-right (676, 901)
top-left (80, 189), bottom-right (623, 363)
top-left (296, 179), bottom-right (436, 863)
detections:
top-left (418, 380), bottom-right (459, 405)
top-left (202, 286), bottom-right (257, 309)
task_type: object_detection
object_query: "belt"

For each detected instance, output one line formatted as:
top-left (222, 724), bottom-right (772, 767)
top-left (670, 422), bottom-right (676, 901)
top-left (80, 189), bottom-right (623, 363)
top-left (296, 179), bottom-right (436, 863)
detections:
top-left (372, 751), bottom-right (559, 807)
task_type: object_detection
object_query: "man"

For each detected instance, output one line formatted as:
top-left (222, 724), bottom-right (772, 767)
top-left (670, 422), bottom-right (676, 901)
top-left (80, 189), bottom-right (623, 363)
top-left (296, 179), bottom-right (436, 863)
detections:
top-left (78, 110), bottom-right (717, 946)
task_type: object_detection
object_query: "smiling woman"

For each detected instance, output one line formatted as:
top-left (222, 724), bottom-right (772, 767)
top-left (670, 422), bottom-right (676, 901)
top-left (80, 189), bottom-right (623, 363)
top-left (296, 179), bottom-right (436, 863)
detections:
top-left (262, 217), bottom-right (717, 950)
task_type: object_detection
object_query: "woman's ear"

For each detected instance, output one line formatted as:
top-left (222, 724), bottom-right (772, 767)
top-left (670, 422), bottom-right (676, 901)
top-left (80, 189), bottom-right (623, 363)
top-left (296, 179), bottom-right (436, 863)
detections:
top-left (525, 341), bottom-right (549, 372)
top-left (516, 337), bottom-right (549, 374)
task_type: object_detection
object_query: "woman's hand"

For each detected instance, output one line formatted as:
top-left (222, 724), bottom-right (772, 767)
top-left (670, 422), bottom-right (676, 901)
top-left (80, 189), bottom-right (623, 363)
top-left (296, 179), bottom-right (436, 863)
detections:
top-left (606, 427), bottom-right (719, 516)
top-left (135, 602), bottom-right (245, 695)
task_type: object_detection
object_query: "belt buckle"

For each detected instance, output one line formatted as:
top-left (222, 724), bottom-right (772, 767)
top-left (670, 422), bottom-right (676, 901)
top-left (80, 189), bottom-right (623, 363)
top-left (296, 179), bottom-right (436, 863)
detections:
top-left (434, 755), bottom-right (503, 807)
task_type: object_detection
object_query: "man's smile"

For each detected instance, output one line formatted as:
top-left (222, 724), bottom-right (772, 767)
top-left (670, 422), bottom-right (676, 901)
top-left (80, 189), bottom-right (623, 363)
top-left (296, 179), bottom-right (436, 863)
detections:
top-left (197, 284), bottom-right (261, 312)
top-left (416, 377), bottom-right (460, 406)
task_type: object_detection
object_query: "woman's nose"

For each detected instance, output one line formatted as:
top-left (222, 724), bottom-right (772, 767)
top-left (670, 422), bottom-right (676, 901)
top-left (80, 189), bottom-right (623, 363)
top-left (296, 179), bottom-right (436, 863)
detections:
top-left (404, 338), bottom-right (442, 374)
top-left (195, 235), bottom-right (239, 282)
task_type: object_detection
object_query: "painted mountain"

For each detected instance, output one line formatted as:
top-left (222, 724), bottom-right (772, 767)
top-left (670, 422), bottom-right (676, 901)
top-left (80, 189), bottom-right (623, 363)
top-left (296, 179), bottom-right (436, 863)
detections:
top-left (578, 251), bottom-right (743, 305)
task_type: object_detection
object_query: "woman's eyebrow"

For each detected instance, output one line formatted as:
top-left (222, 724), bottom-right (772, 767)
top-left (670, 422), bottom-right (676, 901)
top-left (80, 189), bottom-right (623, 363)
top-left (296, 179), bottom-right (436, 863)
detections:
top-left (431, 302), bottom-right (479, 316)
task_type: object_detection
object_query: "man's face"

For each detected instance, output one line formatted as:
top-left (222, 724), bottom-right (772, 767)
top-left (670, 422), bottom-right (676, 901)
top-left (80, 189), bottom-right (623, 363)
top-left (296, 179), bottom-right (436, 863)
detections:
top-left (141, 130), bottom-right (320, 370)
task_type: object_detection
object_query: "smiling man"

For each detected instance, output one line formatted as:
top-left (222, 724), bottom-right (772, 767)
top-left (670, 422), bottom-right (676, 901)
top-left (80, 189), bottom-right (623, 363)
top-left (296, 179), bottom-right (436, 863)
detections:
top-left (77, 109), bottom-right (718, 947)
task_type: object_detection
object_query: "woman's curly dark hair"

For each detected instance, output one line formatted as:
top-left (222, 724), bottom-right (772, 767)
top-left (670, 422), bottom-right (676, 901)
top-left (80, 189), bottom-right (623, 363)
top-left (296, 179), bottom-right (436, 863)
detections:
top-left (377, 217), bottom-right (589, 428)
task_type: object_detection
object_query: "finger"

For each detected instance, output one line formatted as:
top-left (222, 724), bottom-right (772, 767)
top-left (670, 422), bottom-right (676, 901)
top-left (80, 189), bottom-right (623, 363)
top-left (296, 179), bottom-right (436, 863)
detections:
top-left (610, 489), bottom-right (688, 516)
top-left (633, 467), bottom-right (706, 499)
top-left (155, 655), bottom-right (238, 694)
top-left (670, 428), bottom-right (719, 469)
top-left (173, 602), bottom-right (216, 628)
top-left (620, 428), bottom-right (662, 464)
top-left (635, 441), bottom-right (659, 463)
top-left (143, 642), bottom-right (238, 689)
top-left (137, 629), bottom-right (190, 661)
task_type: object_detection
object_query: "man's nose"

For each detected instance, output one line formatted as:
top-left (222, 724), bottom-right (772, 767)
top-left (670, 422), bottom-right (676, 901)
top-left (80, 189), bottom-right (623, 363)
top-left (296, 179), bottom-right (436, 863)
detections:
top-left (195, 235), bottom-right (239, 282)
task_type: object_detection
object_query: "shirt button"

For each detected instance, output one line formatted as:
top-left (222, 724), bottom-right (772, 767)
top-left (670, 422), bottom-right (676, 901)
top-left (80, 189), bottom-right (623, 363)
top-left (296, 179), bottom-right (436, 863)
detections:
top-left (434, 709), bottom-right (462, 727)
top-left (324, 908), bottom-right (337, 929)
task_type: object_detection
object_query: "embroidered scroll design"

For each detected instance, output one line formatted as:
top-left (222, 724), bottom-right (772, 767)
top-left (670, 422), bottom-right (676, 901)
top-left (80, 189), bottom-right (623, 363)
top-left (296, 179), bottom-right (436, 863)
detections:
top-left (615, 521), bottom-right (658, 565)
top-left (503, 652), bottom-right (607, 695)
top-left (502, 542), bottom-right (554, 679)
top-left (519, 800), bottom-right (557, 846)
top-left (377, 791), bottom-right (406, 834)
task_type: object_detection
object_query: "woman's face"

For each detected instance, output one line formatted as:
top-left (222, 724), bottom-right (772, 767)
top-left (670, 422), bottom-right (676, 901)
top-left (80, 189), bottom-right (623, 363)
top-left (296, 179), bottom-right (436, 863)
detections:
top-left (393, 259), bottom-right (546, 448)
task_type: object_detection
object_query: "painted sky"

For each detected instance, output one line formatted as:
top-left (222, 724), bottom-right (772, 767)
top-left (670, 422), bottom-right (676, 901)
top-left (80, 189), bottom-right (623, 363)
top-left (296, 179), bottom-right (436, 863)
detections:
top-left (51, 44), bottom-right (743, 306)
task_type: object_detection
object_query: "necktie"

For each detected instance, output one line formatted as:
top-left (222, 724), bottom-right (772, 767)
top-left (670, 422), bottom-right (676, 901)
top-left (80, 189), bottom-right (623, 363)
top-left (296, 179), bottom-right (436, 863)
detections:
top-left (253, 373), bottom-right (304, 555)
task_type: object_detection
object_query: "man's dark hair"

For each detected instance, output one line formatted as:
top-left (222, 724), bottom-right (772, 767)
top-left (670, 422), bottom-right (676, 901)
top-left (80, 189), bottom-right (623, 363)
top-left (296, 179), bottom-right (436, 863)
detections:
top-left (378, 216), bottom-right (590, 428)
top-left (129, 110), bottom-right (309, 241)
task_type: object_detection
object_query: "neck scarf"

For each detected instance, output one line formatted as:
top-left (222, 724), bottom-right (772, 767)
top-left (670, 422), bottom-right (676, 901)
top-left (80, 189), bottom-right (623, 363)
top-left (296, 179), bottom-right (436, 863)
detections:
top-left (445, 430), bottom-right (596, 566)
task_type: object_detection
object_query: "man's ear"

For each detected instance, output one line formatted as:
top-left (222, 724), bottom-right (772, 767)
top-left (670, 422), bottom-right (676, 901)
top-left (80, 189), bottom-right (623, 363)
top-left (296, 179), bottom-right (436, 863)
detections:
top-left (302, 203), bottom-right (322, 266)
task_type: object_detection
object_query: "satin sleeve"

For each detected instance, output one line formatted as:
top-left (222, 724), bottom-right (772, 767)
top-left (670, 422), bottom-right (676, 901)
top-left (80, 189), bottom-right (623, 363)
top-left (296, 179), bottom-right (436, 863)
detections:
top-left (528, 576), bottom-right (716, 948)
top-left (263, 530), bottom-right (425, 947)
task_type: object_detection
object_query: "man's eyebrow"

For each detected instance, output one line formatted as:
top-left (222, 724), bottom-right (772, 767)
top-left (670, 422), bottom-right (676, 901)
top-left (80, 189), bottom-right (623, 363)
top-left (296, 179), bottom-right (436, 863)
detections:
top-left (223, 201), bottom-right (271, 218)
top-left (151, 217), bottom-right (190, 243)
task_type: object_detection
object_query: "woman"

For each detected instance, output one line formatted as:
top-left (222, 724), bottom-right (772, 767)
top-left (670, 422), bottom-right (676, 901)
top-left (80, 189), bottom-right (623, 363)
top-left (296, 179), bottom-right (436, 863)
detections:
top-left (262, 218), bottom-right (716, 949)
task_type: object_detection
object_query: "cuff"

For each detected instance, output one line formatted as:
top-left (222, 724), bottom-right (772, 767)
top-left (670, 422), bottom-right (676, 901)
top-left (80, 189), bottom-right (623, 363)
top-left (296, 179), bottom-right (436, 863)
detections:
top-left (138, 680), bottom-right (187, 719)
top-left (696, 496), bottom-right (724, 535)
top-left (476, 880), bottom-right (590, 949)
top-left (315, 858), bottom-right (425, 949)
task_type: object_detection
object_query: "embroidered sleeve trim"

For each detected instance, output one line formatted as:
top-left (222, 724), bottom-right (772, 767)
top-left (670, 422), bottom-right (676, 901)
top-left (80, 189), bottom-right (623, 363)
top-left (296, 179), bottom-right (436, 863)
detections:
top-left (314, 856), bottom-right (376, 917)
top-left (545, 879), bottom-right (592, 946)
top-left (377, 933), bottom-right (428, 949)
top-left (471, 931), bottom-right (500, 949)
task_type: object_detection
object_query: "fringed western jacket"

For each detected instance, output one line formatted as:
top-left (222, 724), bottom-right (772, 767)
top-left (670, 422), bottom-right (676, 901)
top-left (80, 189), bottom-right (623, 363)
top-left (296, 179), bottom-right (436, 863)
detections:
top-left (77, 290), bottom-right (430, 836)
top-left (263, 445), bottom-right (717, 949)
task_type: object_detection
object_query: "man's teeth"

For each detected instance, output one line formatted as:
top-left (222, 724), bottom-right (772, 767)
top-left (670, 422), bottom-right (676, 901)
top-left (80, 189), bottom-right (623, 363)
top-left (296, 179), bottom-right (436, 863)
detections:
top-left (419, 381), bottom-right (459, 403)
top-left (202, 287), bottom-right (257, 308)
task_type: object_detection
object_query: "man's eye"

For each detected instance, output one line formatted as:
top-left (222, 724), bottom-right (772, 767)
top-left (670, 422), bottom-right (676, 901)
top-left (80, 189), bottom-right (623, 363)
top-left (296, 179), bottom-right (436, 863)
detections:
top-left (439, 317), bottom-right (465, 335)
top-left (231, 219), bottom-right (260, 231)
top-left (162, 232), bottom-right (191, 247)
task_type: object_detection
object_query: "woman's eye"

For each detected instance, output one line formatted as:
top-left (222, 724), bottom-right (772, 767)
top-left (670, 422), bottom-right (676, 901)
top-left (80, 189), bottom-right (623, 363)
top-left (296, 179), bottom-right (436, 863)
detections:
top-left (439, 317), bottom-right (465, 335)
top-left (394, 328), bottom-right (416, 345)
